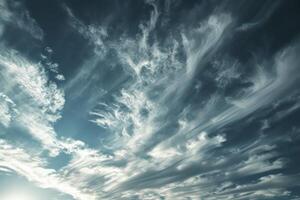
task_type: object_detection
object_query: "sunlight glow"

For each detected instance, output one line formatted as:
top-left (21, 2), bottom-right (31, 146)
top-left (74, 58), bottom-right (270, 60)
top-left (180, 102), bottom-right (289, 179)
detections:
top-left (2, 191), bottom-right (36, 200)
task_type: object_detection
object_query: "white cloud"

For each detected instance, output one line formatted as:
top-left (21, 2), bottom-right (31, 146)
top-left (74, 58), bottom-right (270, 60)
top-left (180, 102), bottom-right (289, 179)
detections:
top-left (0, 49), bottom-right (65, 117)
top-left (0, 139), bottom-right (96, 200)
top-left (236, 1), bottom-right (281, 32)
top-left (0, 93), bottom-right (17, 127)
top-left (0, 48), bottom-right (65, 155)
top-left (0, 0), bottom-right (43, 40)
top-left (64, 5), bottom-right (107, 55)
top-left (71, 3), bottom-right (300, 198)
top-left (139, 0), bottom-right (160, 50)
top-left (0, 1), bottom-right (299, 199)
top-left (55, 74), bottom-right (66, 81)
top-left (182, 14), bottom-right (232, 76)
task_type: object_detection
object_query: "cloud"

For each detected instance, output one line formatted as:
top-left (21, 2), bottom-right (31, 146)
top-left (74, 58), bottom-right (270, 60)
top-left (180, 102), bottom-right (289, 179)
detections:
top-left (0, 48), bottom-right (65, 155)
top-left (64, 1), bottom-right (299, 198)
top-left (236, 0), bottom-right (281, 31)
top-left (139, 0), bottom-right (160, 50)
top-left (63, 5), bottom-right (108, 55)
top-left (0, 0), bottom-right (43, 40)
top-left (0, 93), bottom-right (17, 128)
top-left (0, 139), bottom-right (96, 200)
top-left (182, 13), bottom-right (232, 76)
top-left (1, 1), bottom-right (300, 199)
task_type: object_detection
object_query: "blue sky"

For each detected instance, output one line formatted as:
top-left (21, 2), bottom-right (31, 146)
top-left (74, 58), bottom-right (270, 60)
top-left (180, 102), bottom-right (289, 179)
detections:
top-left (1, 0), bottom-right (300, 199)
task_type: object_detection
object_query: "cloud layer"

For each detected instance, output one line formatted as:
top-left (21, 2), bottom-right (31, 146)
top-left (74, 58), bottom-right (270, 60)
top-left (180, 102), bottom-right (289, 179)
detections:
top-left (0, 0), bottom-right (300, 199)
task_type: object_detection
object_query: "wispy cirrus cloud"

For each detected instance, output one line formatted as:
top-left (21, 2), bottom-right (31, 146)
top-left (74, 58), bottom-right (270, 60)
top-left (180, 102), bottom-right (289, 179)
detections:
top-left (0, 0), bottom-right (43, 40)
top-left (0, 48), bottom-right (65, 155)
top-left (0, 93), bottom-right (17, 128)
top-left (58, 1), bottom-right (300, 199)
top-left (1, 0), bottom-right (300, 199)
top-left (0, 139), bottom-right (97, 200)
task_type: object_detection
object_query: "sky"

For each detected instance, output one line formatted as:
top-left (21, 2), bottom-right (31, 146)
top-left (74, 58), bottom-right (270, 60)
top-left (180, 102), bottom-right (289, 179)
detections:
top-left (0, 0), bottom-right (300, 199)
